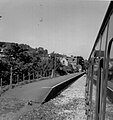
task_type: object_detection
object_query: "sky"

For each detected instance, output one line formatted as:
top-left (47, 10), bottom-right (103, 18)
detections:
top-left (0, 0), bottom-right (110, 59)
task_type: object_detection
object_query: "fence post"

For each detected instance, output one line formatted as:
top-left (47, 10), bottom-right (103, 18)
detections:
top-left (17, 74), bottom-right (19, 85)
top-left (1, 77), bottom-right (2, 89)
top-left (23, 74), bottom-right (25, 81)
top-left (51, 69), bottom-right (54, 78)
top-left (10, 66), bottom-right (12, 88)
top-left (33, 72), bottom-right (34, 80)
top-left (28, 72), bottom-right (30, 81)
top-left (37, 72), bottom-right (39, 79)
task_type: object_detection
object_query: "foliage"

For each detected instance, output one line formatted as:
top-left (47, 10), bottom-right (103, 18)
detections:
top-left (84, 59), bottom-right (89, 70)
top-left (0, 42), bottom-right (85, 86)
top-left (0, 42), bottom-right (53, 85)
top-left (0, 42), bottom-right (69, 85)
top-left (50, 52), bottom-right (68, 76)
top-left (77, 56), bottom-right (85, 71)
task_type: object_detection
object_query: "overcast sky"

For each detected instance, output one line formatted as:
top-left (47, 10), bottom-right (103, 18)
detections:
top-left (0, 0), bottom-right (109, 59)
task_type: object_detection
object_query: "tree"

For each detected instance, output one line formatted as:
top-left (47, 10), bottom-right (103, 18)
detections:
top-left (0, 42), bottom-right (70, 85)
top-left (84, 59), bottom-right (89, 70)
top-left (77, 56), bottom-right (84, 71)
top-left (66, 63), bottom-right (74, 73)
top-left (36, 47), bottom-right (48, 57)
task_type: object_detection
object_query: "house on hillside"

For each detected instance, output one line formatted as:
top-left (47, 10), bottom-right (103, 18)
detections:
top-left (67, 56), bottom-right (77, 64)
top-left (59, 56), bottom-right (83, 73)
top-left (60, 56), bottom-right (79, 71)
top-left (60, 57), bottom-right (68, 66)
top-left (66, 56), bottom-right (77, 69)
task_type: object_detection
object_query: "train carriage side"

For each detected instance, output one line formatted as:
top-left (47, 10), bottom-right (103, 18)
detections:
top-left (85, 2), bottom-right (113, 120)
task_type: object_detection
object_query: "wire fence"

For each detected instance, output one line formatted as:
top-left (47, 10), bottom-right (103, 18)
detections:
top-left (0, 70), bottom-right (53, 96)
